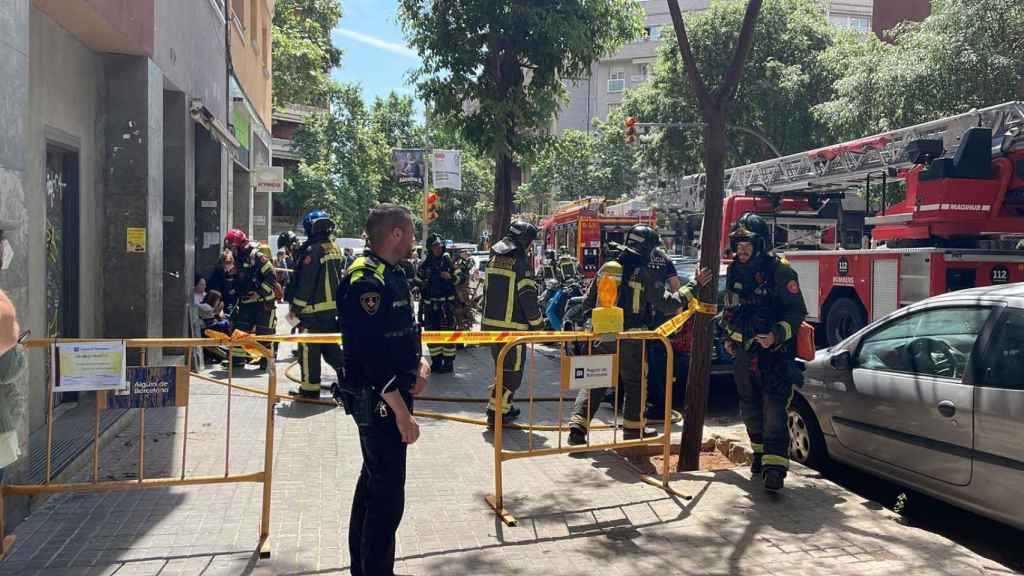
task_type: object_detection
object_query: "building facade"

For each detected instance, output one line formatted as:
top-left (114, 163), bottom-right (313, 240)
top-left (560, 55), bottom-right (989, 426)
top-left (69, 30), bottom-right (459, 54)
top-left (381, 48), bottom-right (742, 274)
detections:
top-left (872, 0), bottom-right (930, 39)
top-left (0, 0), bottom-right (269, 530)
top-left (554, 0), bottom-right (875, 134)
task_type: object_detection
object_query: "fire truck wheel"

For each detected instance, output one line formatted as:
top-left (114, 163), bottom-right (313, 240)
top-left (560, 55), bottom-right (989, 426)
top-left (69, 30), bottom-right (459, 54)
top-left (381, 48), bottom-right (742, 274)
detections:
top-left (825, 297), bottom-right (865, 346)
top-left (788, 396), bottom-right (827, 468)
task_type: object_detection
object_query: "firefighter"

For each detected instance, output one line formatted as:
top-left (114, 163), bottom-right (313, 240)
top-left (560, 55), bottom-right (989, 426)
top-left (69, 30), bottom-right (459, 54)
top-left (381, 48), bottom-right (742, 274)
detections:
top-left (556, 245), bottom-right (580, 284)
top-left (335, 204), bottom-right (429, 576)
top-left (568, 225), bottom-right (710, 444)
top-left (224, 228), bottom-right (281, 369)
top-left (722, 212), bottom-right (807, 491)
top-left (481, 220), bottom-right (544, 426)
top-left (453, 248), bottom-right (476, 331)
top-left (645, 245), bottom-right (683, 422)
top-left (417, 234), bottom-right (456, 372)
top-left (286, 210), bottom-right (346, 399)
top-left (541, 249), bottom-right (558, 283)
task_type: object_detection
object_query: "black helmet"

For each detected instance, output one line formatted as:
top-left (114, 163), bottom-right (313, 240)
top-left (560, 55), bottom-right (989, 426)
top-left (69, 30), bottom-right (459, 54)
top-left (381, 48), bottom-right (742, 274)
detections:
top-left (545, 249), bottom-right (556, 261)
top-left (729, 212), bottom-right (769, 255)
top-left (624, 224), bottom-right (661, 258)
top-left (426, 233), bottom-right (444, 249)
top-left (277, 231), bottom-right (299, 252)
top-left (507, 220), bottom-right (538, 249)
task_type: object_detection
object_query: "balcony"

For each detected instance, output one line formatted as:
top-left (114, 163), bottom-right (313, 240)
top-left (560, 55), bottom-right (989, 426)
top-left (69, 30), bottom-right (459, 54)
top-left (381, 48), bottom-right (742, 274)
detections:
top-left (272, 137), bottom-right (300, 161)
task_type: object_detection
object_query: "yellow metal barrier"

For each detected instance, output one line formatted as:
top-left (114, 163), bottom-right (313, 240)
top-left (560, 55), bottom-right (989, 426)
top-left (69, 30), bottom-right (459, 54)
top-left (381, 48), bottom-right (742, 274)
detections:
top-left (7, 337), bottom-right (280, 560)
top-left (484, 329), bottom-right (682, 527)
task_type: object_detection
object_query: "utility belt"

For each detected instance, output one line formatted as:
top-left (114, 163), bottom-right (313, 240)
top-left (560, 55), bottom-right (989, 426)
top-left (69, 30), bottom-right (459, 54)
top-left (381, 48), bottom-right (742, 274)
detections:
top-left (332, 380), bottom-right (375, 426)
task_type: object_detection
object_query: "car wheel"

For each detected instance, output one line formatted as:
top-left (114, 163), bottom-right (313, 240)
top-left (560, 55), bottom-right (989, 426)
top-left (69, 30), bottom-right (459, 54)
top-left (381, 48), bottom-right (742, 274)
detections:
top-left (788, 397), bottom-right (827, 468)
top-left (825, 297), bottom-right (865, 346)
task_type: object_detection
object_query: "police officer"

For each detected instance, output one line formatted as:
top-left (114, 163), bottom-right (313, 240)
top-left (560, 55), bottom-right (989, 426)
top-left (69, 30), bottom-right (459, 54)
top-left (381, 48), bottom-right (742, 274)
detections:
top-left (568, 225), bottom-right (710, 444)
top-left (224, 229), bottom-right (281, 368)
top-left (722, 213), bottom-right (807, 491)
top-left (337, 203), bottom-right (429, 576)
top-left (417, 234), bottom-right (457, 372)
top-left (286, 210), bottom-right (346, 399)
top-left (481, 220), bottom-right (544, 426)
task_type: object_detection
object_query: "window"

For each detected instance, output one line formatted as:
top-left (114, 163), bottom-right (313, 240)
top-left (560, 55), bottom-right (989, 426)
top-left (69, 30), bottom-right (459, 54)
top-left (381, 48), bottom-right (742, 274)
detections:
top-left (828, 14), bottom-right (871, 34)
top-left (635, 63), bottom-right (650, 83)
top-left (980, 309), bottom-right (1024, 390)
top-left (856, 307), bottom-right (991, 379)
top-left (642, 26), bottom-right (662, 41)
top-left (262, 26), bottom-right (270, 69)
top-left (607, 68), bottom-right (625, 93)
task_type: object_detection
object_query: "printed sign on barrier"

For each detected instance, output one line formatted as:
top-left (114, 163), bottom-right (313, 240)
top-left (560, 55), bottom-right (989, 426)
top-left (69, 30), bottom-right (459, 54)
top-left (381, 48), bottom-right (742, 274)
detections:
top-left (102, 366), bottom-right (190, 409)
top-left (561, 353), bottom-right (617, 391)
top-left (54, 341), bottom-right (127, 392)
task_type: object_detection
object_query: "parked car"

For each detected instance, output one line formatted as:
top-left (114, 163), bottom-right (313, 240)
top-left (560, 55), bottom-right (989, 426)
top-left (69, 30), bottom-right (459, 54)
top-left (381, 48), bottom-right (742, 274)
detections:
top-left (791, 283), bottom-right (1024, 529)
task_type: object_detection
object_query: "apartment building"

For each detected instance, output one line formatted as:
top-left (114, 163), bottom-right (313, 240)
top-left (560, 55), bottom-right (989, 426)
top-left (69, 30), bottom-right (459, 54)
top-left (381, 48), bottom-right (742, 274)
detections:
top-left (554, 0), bottom-right (875, 134)
top-left (0, 0), bottom-right (269, 530)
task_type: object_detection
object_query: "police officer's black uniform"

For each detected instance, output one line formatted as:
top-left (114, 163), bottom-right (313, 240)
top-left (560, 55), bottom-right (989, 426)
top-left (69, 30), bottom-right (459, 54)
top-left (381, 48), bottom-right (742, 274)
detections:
top-left (416, 235), bottom-right (456, 372)
top-left (722, 213), bottom-right (807, 491)
top-left (338, 252), bottom-right (421, 576)
top-left (287, 217), bottom-right (346, 398)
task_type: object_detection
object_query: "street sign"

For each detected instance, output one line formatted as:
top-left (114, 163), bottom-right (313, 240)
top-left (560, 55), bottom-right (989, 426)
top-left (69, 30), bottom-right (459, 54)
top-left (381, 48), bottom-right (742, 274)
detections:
top-left (255, 166), bottom-right (285, 194)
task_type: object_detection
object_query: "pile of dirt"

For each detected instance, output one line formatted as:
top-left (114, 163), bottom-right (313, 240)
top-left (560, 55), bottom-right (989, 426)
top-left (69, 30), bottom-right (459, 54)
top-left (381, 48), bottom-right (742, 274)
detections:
top-left (628, 449), bottom-right (738, 476)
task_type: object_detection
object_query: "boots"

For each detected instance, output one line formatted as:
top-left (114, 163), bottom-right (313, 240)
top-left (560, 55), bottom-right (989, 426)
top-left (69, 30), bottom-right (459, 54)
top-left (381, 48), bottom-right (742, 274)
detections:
top-left (430, 356), bottom-right (443, 373)
top-left (288, 387), bottom-right (320, 399)
top-left (750, 453), bottom-right (763, 475)
top-left (763, 467), bottom-right (786, 491)
top-left (435, 357), bottom-right (454, 374)
top-left (568, 427), bottom-right (587, 446)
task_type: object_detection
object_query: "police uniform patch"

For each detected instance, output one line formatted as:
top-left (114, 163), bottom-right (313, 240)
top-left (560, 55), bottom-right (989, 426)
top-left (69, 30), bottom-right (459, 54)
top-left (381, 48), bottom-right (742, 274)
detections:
top-left (360, 292), bottom-right (381, 315)
top-left (787, 280), bottom-right (800, 294)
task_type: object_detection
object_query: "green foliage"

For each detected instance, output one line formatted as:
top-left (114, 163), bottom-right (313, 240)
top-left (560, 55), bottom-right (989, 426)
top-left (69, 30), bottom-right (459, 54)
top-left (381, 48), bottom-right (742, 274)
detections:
top-left (518, 110), bottom-right (640, 214)
top-left (814, 0), bottom-right (1024, 140)
top-left (399, 0), bottom-right (644, 157)
top-left (626, 0), bottom-right (838, 175)
top-left (272, 0), bottom-right (344, 107)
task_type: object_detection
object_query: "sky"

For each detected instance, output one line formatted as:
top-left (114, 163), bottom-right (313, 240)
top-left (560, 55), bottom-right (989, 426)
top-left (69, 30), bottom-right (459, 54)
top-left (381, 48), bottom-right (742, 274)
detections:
top-left (330, 0), bottom-right (424, 115)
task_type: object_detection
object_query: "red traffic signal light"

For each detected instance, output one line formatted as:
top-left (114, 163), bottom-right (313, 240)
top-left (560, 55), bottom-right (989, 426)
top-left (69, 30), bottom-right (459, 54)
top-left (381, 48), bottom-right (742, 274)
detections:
top-left (624, 116), bottom-right (638, 144)
top-left (424, 192), bottom-right (440, 222)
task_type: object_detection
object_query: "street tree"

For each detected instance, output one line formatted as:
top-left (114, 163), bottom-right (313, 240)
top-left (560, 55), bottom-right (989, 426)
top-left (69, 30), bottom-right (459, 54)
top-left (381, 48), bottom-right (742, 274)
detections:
top-left (624, 0), bottom-right (836, 178)
top-left (272, 0), bottom-right (344, 107)
top-left (398, 0), bottom-right (644, 236)
top-left (664, 0), bottom-right (764, 472)
top-left (814, 0), bottom-right (1024, 141)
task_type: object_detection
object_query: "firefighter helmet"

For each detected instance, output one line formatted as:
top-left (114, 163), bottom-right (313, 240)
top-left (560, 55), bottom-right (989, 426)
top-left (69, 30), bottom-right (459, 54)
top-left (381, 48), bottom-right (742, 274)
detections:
top-left (224, 229), bottom-right (248, 249)
top-left (507, 220), bottom-right (538, 249)
top-left (426, 233), bottom-right (444, 249)
top-left (277, 230), bottom-right (299, 252)
top-left (624, 224), bottom-right (661, 258)
top-left (729, 212), bottom-right (769, 255)
top-left (302, 209), bottom-right (334, 237)
top-left (545, 249), bottom-right (556, 262)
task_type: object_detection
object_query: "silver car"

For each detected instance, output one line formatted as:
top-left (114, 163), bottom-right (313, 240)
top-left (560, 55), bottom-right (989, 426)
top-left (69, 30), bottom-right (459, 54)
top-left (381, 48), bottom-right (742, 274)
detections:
top-left (790, 283), bottom-right (1024, 529)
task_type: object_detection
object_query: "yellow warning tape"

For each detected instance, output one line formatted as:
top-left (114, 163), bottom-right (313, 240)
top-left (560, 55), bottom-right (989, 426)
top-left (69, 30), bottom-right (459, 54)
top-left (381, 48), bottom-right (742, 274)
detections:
top-left (653, 300), bottom-right (718, 338)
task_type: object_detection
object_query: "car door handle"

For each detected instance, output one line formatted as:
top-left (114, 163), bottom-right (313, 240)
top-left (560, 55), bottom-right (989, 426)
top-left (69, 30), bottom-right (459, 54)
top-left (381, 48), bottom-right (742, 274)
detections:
top-left (937, 401), bottom-right (956, 418)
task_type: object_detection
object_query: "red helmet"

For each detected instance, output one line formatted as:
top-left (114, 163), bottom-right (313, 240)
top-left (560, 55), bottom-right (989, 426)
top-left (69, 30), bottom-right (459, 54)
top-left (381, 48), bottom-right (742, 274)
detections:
top-left (224, 229), bottom-right (248, 249)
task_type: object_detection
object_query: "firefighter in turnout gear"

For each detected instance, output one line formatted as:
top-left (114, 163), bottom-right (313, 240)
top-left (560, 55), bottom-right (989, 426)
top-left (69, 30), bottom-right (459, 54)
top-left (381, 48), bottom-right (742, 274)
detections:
top-left (417, 234), bottom-right (457, 372)
top-left (568, 225), bottom-right (711, 444)
top-left (481, 220), bottom-right (544, 426)
top-left (224, 229), bottom-right (282, 368)
top-left (556, 245), bottom-right (580, 284)
top-left (453, 248), bottom-right (475, 331)
top-left (336, 204), bottom-right (429, 576)
top-left (541, 249), bottom-right (558, 283)
top-left (286, 210), bottom-right (346, 399)
top-left (722, 212), bottom-right (807, 492)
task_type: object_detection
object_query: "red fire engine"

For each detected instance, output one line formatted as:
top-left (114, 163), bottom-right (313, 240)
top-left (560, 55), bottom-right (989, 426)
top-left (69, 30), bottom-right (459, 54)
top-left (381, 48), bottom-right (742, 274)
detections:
top-left (538, 197), bottom-right (656, 279)
top-left (674, 101), bottom-right (1024, 346)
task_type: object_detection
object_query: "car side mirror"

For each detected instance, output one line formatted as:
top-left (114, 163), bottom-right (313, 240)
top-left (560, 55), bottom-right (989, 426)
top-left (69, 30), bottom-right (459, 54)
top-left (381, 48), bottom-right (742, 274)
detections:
top-left (830, 350), bottom-right (853, 371)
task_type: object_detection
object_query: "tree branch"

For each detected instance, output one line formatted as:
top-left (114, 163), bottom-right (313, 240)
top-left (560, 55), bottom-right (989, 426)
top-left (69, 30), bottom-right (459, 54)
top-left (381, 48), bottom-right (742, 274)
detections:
top-left (714, 0), bottom-right (763, 107)
top-left (666, 0), bottom-right (710, 108)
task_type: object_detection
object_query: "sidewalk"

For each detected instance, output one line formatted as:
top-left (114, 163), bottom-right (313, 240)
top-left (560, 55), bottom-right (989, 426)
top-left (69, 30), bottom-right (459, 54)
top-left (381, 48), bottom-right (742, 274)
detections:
top-left (0, 343), bottom-right (1013, 576)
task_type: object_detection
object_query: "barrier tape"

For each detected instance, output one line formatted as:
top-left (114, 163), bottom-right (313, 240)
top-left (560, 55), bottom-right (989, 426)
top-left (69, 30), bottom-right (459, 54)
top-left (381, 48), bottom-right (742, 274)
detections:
top-left (653, 300), bottom-right (718, 338)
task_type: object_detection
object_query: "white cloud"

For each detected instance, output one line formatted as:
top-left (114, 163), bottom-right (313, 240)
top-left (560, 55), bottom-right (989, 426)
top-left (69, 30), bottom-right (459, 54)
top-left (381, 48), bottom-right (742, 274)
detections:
top-left (334, 28), bottom-right (419, 60)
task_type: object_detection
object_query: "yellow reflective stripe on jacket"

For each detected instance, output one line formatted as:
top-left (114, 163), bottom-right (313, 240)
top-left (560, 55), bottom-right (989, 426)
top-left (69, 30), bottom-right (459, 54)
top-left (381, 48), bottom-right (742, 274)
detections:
top-left (302, 301), bottom-right (338, 314)
top-left (628, 280), bottom-right (642, 314)
top-left (775, 320), bottom-right (793, 342)
top-left (485, 267), bottom-right (517, 325)
top-left (516, 278), bottom-right (537, 291)
top-left (481, 319), bottom-right (531, 330)
top-left (347, 256), bottom-right (386, 284)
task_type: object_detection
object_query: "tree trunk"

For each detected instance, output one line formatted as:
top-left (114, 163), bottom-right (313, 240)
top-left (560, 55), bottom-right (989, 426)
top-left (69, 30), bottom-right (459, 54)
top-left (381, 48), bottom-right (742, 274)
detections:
top-left (679, 111), bottom-right (728, 471)
top-left (492, 147), bottom-right (514, 239)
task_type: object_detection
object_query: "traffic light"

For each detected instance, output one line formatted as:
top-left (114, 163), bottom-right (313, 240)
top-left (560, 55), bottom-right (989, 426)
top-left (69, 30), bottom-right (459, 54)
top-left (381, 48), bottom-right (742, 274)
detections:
top-left (624, 116), bottom-right (638, 144)
top-left (424, 191), bottom-right (439, 222)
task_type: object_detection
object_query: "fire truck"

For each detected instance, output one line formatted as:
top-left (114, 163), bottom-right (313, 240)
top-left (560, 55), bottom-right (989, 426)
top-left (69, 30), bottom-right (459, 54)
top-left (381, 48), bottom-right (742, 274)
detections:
top-left (538, 197), bottom-right (657, 279)
top-left (672, 101), bottom-right (1024, 346)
